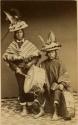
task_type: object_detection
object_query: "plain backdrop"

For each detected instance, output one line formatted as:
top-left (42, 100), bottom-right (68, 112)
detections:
top-left (1, 1), bottom-right (77, 98)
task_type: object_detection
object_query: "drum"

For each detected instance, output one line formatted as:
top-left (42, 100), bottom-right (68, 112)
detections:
top-left (24, 65), bottom-right (46, 93)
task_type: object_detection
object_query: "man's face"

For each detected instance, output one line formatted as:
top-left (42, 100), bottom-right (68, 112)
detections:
top-left (47, 50), bottom-right (56, 59)
top-left (15, 29), bottom-right (24, 41)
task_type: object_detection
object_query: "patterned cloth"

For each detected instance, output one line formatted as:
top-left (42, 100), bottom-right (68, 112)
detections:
top-left (3, 39), bottom-right (40, 61)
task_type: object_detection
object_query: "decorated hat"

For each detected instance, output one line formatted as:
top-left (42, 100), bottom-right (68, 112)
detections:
top-left (4, 10), bottom-right (28, 32)
top-left (40, 31), bottom-right (61, 52)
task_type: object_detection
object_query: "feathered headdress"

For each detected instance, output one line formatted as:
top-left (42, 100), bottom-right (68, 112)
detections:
top-left (38, 31), bottom-right (61, 52)
top-left (4, 9), bottom-right (28, 32)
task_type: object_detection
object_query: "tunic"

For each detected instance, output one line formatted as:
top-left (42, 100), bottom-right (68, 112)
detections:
top-left (41, 58), bottom-right (71, 90)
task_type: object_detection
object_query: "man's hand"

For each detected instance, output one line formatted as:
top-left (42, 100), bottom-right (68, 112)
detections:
top-left (58, 84), bottom-right (64, 91)
top-left (16, 67), bottom-right (23, 74)
top-left (17, 56), bottom-right (24, 60)
top-left (9, 62), bottom-right (17, 71)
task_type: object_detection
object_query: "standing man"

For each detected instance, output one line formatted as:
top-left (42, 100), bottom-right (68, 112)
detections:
top-left (2, 10), bottom-right (40, 116)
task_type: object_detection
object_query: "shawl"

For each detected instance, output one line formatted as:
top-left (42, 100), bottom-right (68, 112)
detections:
top-left (3, 40), bottom-right (40, 61)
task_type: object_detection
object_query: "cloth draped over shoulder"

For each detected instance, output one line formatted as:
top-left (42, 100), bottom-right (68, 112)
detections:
top-left (41, 59), bottom-right (71, 90)
top-left (3, 40), bottom-right (40, 62)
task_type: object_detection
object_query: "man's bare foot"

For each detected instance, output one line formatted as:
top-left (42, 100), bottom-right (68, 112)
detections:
top-left (51, 112), bottom-right (62, 121)
top-left (20, 106), bottom-right (28, 116)
top-left (33, 107), bottom-right (45, 119)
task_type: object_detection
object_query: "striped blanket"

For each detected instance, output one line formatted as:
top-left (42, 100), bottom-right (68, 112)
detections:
top-left (3, 40), bottom-right (40, 61)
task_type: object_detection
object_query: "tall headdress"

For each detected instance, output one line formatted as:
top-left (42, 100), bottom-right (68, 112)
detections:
top-left (4, 9), bottom-right (28, 32)
top-left (39, 31), bottom-right (61, 52)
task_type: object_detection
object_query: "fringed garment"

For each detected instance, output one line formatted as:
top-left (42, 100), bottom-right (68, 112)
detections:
top-left (3, 39), bottom-right (40, 61)
top-left (3, 39), bottom-right (40, 74)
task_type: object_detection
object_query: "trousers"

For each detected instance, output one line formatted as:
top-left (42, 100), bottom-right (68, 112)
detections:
top-left (15, 73), bottom-right (45, 104)
top-left (15, 73), bottom-right (26, 103)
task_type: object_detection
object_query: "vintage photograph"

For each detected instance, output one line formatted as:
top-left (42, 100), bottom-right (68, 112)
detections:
top-left (1, 0), bottom-right (78, 125)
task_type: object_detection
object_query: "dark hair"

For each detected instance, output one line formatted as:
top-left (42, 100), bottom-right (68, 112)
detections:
top-left (14, 29), bottom-right (24, 40)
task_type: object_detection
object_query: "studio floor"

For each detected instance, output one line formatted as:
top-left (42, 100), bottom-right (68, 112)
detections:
top-left (1, 92), bottom-right (78, 125)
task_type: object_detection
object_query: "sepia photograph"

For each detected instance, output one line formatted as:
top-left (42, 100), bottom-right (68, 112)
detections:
top-left (1, 0), bottom-right (78, 125)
